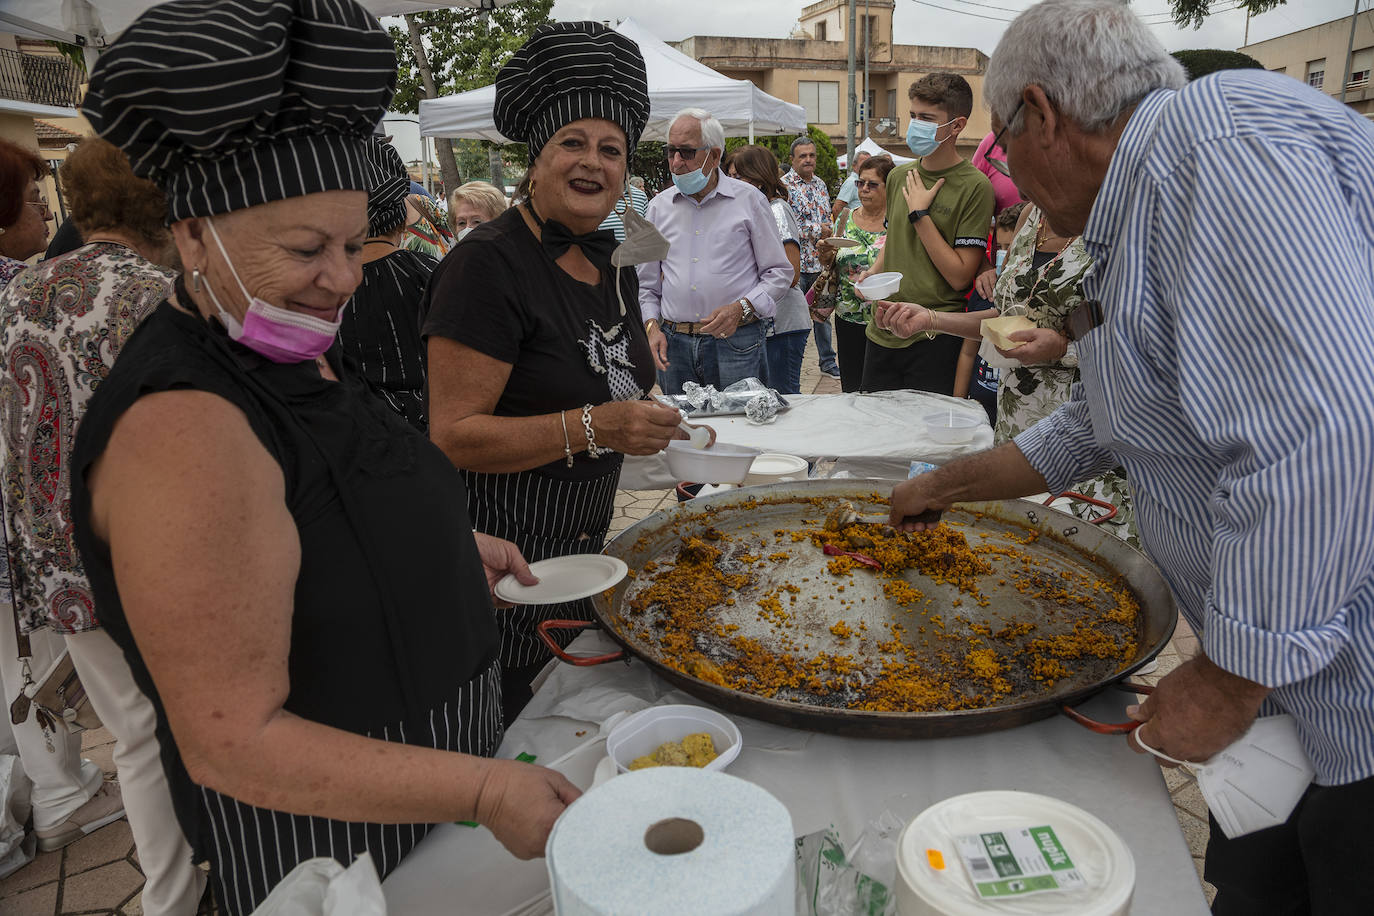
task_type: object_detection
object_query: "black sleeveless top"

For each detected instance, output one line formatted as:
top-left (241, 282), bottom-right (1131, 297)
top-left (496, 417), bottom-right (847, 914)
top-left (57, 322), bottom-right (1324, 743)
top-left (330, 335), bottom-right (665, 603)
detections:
top-left (69, 294), bottom-right (501, 897)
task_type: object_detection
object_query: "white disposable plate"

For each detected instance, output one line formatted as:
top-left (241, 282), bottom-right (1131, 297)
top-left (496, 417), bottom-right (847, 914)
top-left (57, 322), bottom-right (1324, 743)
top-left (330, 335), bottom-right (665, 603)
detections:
top-left (820, 236), bottom-right (861, 248)
top-left (494, 554), bottom-right (628, 605)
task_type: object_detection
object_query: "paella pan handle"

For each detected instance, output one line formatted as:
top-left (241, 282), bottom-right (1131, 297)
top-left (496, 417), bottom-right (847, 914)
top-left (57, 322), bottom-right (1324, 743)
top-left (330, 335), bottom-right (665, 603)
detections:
top-left (535, 619), bottom-right (626, 666)
top-left (1061, 682), bottom-right (1155, 734)
top-left (1045, 491), bottom-right (1118, 524)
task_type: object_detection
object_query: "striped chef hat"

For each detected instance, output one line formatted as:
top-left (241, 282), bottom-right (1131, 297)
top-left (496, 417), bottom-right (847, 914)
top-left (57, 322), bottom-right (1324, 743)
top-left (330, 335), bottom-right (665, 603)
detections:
top-left (494, 21), bottom-right (649, 164)
top-left (363, 136), bottom-right (410, 237)
top-left (81, 0), bottom-right (396, 222)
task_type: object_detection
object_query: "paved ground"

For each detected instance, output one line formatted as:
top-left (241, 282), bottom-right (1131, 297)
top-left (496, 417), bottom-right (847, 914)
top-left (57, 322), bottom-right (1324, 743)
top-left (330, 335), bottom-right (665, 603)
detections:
top-left (0, 335), bottom-right (1213, 913)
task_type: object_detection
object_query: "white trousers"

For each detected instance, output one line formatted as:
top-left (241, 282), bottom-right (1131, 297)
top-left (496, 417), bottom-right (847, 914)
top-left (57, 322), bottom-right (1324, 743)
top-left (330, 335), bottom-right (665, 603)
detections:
top-left (0, 622), bottom-right (100, 829)
top-left (66, 629), bottom-right (206, 915)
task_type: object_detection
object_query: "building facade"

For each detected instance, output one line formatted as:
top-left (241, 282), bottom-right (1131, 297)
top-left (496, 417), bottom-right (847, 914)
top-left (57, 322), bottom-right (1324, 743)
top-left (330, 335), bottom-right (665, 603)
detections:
top-left (673, 0), bottom-right (991, 156)
top-left (1241, 11), bottom-right (1374, 117)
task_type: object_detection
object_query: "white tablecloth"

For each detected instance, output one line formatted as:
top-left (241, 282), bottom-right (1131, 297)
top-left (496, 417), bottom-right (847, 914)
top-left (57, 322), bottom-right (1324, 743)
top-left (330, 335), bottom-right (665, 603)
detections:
top-left (384, 632), bottom-right (1208, 916)
top-left (619, 391), bottom-right (994, 490)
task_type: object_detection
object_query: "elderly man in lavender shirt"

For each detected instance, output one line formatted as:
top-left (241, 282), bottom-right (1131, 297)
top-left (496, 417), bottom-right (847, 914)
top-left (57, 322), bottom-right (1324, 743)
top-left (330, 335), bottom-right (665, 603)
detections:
top-left (639, 108), bottom-right (793, 395)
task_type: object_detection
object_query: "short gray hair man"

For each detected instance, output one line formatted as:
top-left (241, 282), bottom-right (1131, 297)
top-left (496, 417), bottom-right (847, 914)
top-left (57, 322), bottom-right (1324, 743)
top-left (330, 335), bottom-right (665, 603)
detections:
top-left (985, 0), bottom-right (1185, 133)
top-left (670, 107), bottom-right (725, 151)
top-left (789, 135), bottom-right (815, 158)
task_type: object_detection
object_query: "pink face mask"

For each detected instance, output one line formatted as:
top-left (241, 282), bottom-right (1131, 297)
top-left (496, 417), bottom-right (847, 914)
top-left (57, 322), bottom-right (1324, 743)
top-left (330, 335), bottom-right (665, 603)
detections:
top-left (203, 219), bottom-right (345, 364)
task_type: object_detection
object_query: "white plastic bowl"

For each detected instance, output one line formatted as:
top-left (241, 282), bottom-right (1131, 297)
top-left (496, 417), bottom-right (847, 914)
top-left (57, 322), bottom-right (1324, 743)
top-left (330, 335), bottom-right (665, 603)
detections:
top-left (605, 704), bottom-right (743, 775)
top-left (742, 452), bottom-right (809, 487)
top-left (664, 440), bottom-right (761, 484)
top-left (923, 410), bottom-right (982, 445)
top-left (855, 271), bottom-right (903, 300)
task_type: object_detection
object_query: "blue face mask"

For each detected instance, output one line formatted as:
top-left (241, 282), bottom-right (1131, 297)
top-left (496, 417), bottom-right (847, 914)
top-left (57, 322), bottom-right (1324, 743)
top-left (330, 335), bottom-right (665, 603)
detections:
top-left (906, 117), bottom-right (955, 157)
top-left (672, 155), bottom-right (713, 195)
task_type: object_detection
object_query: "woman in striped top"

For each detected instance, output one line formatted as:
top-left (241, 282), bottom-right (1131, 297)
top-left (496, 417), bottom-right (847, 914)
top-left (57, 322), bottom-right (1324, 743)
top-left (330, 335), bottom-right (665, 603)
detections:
top-left (69, 2), bottom-right (578, 911)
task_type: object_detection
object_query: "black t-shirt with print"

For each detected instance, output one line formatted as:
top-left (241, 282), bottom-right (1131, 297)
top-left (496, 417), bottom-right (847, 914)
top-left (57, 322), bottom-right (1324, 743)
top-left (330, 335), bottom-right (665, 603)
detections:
top-left (422, 206), bottom-right (655, 482)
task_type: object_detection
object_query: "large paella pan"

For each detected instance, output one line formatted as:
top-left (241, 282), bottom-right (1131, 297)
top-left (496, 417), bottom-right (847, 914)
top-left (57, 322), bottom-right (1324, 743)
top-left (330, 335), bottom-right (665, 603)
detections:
top-left (540, 479), bottom-right (1175, 739)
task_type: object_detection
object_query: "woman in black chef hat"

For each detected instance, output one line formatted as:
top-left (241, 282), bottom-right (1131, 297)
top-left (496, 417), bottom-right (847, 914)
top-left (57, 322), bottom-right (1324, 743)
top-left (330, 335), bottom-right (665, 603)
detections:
top-left (423, 21), bottom-right (709, 724)
top-left (69, 1), bottom-right (578, 911)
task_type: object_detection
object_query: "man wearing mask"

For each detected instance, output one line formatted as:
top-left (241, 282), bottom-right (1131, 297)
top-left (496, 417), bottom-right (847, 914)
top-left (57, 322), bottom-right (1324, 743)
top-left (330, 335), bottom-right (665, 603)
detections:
top-left (783, 136), bottom-right (839, 379)
top-left (858, 73), bottom-right (993, 394)
top-left (639, 108), bottom-right (792, 394)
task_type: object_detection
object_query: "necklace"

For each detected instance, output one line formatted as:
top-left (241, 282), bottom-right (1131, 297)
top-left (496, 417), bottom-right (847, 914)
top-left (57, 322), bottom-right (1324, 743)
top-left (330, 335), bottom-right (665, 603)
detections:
top-left (1020, 214), bottom-right (1078, 307)
top-left (364, 238), bottom-right (396, 248)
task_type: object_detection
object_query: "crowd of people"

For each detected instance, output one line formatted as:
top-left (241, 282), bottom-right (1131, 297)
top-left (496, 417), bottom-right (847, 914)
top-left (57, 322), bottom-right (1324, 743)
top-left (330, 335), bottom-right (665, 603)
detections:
top-left (0, 0), bottom-right (1368, 912)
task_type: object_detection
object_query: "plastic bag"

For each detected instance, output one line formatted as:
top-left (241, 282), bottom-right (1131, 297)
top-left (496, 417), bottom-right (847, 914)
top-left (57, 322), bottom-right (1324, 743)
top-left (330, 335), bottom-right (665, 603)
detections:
top-left (795, 796), bottom-right (923, 916)
top-left (249, 852), bottom-right (386, 916)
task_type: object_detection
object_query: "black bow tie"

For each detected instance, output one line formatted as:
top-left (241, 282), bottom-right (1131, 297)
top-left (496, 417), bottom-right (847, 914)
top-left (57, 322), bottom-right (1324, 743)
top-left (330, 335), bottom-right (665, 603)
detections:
top-left (528, 203), bottom-right (618, 266)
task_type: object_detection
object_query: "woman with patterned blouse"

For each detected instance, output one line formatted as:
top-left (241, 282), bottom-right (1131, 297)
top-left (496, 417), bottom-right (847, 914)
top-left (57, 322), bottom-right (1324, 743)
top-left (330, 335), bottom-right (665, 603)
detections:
top-left (0, 138), bottom-right (207, 909)
top-left (818, 155), bottom-right (893, 392)
top-left (884, 203), bottom-right (1137, 543)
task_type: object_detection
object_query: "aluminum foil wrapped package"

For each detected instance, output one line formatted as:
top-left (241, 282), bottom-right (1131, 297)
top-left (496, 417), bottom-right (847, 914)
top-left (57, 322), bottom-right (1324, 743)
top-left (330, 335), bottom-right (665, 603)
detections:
top-left (745, 393), bottom-right (780, 425)
top-left (682, 381), bottom-right (720, 411)
top-left (659, 377), bottom-right (790, 417)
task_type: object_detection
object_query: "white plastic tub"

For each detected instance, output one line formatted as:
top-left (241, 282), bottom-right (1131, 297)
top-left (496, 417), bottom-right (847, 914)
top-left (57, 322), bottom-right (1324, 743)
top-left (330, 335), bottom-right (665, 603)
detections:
top-left (923, 410), bottom-right (981, 445)
top-left (855, 271), bottom-right (903, 300)
top-left (605, 705), bottom-right (743, 775)
top-left (664, 440), bottom-right (761, 484)
top-left (742, 453), bottom-right (809, 487)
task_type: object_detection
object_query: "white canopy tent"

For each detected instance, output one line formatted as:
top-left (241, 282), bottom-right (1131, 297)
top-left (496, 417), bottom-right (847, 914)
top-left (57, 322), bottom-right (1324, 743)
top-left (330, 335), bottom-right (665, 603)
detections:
top-left (0, 0), bottom-right (509, 59)
top-left (837, 136), bottom-right (914, 170)
top-left (419, 18), bottom-right (808, 144)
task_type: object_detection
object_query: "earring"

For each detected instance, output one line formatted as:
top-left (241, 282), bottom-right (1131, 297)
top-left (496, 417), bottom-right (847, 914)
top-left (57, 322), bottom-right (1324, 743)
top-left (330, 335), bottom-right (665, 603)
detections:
top-left (190, 268), bottom-right (203, 293)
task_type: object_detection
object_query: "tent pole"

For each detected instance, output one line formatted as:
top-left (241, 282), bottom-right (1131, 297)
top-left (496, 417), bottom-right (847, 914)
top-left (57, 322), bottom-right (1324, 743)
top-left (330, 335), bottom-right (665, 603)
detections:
top-left (846, 0), bottom-right (857, 166)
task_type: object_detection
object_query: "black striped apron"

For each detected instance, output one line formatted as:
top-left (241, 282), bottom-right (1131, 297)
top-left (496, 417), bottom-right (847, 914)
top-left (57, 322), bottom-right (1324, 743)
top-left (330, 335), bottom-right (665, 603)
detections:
top-left (199, 660), bottom-right (502, 916)
top-left (462, 466), bottom-right (620, 669)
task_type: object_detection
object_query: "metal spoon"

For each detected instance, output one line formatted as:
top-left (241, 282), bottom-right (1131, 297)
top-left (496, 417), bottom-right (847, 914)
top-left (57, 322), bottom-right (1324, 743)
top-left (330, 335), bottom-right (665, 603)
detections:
top-left (824, 500), bottom-right (942, 530)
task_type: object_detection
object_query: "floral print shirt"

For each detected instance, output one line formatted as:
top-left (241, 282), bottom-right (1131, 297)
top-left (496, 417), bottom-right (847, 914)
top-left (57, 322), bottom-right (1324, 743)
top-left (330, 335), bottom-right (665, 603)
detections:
top-left (781, 171), bottom-right (831, 274)
top-left (0, 243), bottom-right (173, 633)
top-left (991, 206), bottom-right (1136, 544)
top-left (832, 212), bottom-right (885, 326)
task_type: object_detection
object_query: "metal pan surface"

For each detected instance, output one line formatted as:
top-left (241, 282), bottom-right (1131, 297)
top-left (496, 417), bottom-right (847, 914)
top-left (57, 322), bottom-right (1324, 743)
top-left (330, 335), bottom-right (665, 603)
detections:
top-left (590, 479), bottom-right (1176, 738)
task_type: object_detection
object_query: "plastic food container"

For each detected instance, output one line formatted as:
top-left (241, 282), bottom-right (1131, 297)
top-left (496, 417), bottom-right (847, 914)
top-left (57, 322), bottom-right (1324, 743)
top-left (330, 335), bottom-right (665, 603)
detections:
top-left (605, 705), bottom-right (743, 775)
top-left (924, 410), bottom-right (981, 445)
top-left (742, 453), bottom-right (809, 488)
top-left (664, 440), bottom-right (761, 484)
top-left (855, 271), bottom-right (903, 300)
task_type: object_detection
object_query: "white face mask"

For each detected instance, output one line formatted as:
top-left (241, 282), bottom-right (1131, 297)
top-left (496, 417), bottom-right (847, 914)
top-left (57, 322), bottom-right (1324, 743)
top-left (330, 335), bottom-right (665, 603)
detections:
top-left (1136, 714), bottom-right (1314, 839)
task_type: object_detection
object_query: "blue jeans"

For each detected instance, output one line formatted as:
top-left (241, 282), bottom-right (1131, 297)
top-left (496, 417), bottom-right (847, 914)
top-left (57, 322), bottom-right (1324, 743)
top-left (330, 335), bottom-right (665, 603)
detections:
top-left (657, 320), bottom-right (767, 395)
top-left (764, 328), bottom-right (810, 395)
top-left (802, 270), bottom-right (838, 374)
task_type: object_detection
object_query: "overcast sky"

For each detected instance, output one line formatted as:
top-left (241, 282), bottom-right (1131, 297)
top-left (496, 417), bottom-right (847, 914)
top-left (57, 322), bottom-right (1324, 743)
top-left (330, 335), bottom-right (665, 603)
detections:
top-left (389, 0), bottom-right (1364, 162)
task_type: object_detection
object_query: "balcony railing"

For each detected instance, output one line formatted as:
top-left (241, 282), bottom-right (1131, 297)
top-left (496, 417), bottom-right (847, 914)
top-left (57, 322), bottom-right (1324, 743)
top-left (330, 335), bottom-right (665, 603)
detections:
top-left (0, 48), bottom-right (82, 109)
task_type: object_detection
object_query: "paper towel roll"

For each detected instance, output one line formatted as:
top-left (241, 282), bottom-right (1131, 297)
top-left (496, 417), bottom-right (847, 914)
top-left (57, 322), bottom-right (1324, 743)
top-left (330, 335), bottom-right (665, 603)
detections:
top-left (546, 767), bottom-right (795, 915)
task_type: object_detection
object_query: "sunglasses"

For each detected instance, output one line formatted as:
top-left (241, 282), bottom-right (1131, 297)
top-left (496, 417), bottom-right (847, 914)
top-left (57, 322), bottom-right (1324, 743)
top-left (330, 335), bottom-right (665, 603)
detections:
top-left (855, 179), bottom-right (883, 190)
top-left (986, 99), bottom-right (1025, 178)
top-left (665, 145), bottom-right (709, 161)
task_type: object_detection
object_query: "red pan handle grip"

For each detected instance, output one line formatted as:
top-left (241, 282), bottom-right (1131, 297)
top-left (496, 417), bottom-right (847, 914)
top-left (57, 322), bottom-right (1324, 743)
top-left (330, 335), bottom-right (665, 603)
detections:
top-left (1045, 491), bottom-right (1118, 525)
top-left (535, 619), bottom-right (626, 666)
top-left (1061, 681), bottom-right (1155, 734)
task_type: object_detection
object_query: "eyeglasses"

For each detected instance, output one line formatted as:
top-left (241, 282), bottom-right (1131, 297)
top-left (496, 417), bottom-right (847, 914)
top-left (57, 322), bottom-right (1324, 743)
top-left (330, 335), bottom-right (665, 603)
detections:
top-left (986, 99), bottom-right (1024, 178)
top-left (664, 145), bottom-right (709, 161)
top-left (855, 179), bottom-right (883, 190)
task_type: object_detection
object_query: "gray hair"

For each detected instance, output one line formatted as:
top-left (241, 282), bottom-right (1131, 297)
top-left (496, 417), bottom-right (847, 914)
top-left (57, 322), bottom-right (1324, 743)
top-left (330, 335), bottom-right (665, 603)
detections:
top-left (670, 107), bottom-right (725, 151)
top-left (986, 0), bottom-right (1186, 134)
top-left (789, 135), bottom-right (816, 157)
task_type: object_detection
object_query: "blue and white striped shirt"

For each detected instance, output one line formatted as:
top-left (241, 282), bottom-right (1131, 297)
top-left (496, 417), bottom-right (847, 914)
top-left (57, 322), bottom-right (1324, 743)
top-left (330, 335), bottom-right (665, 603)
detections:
top-left (1014, 70), bottom-right (1374, 786)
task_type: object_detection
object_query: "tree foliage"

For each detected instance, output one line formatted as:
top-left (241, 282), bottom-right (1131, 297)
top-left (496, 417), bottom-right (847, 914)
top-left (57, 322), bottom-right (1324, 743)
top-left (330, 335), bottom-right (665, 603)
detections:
top-left (1171, 49), bottom-right (1265, 80)
top-left (1168, 0), bottom-right (1285, 30)
top-left (386, 0), bottom-right (554, 113)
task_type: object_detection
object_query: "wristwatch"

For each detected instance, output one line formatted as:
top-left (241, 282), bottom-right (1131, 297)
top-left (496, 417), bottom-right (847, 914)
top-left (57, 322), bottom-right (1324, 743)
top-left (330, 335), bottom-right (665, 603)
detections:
top-left (907, 208), bottom-right (930, 225)
top-left (737, 298), bottom-right (755, 321)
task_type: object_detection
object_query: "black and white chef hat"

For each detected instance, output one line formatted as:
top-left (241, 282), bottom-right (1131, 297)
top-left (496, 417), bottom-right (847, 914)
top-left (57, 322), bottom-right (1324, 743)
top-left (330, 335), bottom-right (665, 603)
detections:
top-left (363, 137), bottom-right (409, 237)
top-left (81, 0), bottom-right (397, 222)
top-left (494, 21), bottom-right (649, 164)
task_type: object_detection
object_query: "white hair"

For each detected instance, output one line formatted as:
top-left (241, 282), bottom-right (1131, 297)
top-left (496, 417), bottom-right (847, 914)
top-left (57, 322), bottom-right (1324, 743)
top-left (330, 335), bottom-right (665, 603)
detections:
top-left (986, 0), bottom-right (1186, 134)
top-left (670, 107), bottom-right (725, 151)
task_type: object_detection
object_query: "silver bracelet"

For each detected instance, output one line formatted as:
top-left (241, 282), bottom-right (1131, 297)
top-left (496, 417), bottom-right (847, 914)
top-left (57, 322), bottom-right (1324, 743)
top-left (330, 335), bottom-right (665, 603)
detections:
top-left (559, 409), bottom-right (575, 468)
top-left (581, 404), bottom-right (605, 459)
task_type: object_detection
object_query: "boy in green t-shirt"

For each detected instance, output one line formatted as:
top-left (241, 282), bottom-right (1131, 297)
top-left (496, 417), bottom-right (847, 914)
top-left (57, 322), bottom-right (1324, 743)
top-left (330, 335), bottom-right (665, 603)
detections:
top-left (857, 73), bottom-right (994, 394)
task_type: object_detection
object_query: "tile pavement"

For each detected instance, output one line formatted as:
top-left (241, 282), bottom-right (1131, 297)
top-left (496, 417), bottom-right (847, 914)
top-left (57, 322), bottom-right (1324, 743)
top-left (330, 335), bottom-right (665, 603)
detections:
top-left (0, 334), bottom-right (1212, 912)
